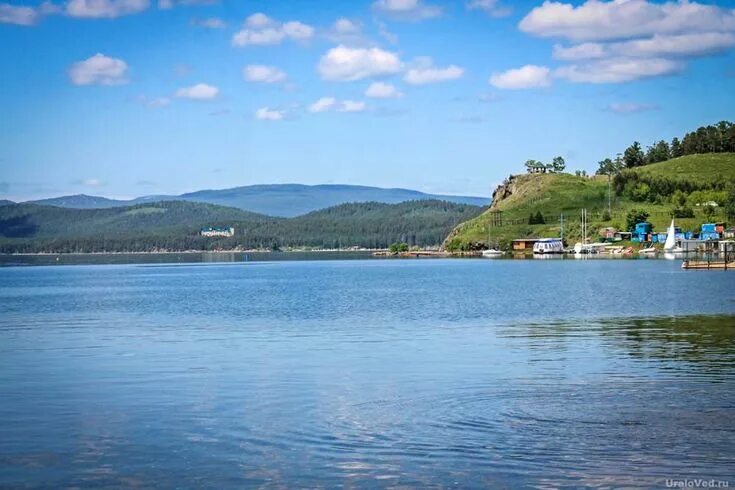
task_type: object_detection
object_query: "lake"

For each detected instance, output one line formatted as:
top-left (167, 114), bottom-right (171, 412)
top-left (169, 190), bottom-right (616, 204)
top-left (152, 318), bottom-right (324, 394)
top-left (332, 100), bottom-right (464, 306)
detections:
top-left (1, 258), bottom-right (734, 488)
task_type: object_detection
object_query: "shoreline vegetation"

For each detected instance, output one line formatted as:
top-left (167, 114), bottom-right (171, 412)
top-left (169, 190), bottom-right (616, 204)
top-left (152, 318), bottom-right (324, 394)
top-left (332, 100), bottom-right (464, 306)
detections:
top-left (0, 200), bottom-right (482, 254)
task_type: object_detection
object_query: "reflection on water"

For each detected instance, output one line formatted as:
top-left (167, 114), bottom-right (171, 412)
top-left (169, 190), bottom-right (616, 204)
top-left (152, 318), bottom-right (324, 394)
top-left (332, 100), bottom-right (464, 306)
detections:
top-left (0, 251), bottom-right (377, 267)
top-left (0, 260), bottom-right (733, 488)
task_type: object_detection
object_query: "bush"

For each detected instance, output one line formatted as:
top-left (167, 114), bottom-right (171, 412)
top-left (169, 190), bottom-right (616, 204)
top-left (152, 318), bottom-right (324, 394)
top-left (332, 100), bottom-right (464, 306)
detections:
top-left (672, 206), bottom-right (695, 219)
top-left (389, 242), bottom-right (409, 253)
top-left (528, 211), bottom-right (546, 225)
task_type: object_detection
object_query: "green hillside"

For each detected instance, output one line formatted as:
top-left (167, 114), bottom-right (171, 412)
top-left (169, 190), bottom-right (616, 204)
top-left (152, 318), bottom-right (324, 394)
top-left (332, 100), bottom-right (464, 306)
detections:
top-left (0, 200), bottom-right (482, 253)
top-left (444, 153), bottom-right (735, 251)
top-left (631, 153), bottom-right (735, 184)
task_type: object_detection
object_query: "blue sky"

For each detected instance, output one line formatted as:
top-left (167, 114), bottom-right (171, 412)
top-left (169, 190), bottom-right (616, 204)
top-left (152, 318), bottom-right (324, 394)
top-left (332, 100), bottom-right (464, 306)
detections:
top-left (1, 0), bottom-right (735, 201)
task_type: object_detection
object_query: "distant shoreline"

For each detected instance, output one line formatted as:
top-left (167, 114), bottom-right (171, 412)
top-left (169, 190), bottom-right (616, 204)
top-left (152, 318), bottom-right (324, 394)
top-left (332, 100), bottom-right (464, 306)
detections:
top-left (0, 249), bottom-right (386, 257)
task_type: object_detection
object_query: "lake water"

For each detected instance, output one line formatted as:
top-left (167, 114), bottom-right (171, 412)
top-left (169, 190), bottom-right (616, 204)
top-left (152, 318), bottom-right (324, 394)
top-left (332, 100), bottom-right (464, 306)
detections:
top-left (1, 259), bottom-right (734, 488)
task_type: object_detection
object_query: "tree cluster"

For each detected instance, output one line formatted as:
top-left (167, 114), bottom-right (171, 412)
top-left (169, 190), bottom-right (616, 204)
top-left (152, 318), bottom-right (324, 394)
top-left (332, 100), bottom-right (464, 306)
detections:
top-left (597, 121), bottom-right (735, 175)
top-left (612, 171), bottom-right (730, 205)
top-left (625, 209), bottom-right (650, 232)
top-left (528, 211), bottom-right (546, 225)
top-left (524, 156), bottom-right (566, 173)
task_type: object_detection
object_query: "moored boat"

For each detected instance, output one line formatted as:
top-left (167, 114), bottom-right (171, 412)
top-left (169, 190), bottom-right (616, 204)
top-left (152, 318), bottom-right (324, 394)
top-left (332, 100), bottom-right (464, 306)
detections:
top-left (534, 238), bottom-right (564, 254)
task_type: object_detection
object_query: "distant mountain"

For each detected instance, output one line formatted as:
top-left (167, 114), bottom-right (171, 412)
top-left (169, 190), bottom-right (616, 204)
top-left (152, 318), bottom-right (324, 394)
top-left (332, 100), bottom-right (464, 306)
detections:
top-left (26, 184), bottom-right (489, 217)
top-left (0, 200), bottom-right (13, 207)
top-left (0, 199), bottom-right (483, 253)
top-left (30, 194), bottom-right (130, 209)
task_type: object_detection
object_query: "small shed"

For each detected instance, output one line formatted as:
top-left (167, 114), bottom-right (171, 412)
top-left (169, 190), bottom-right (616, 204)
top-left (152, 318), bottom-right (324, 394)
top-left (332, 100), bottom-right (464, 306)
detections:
top-left (600, 227), bottom-right (617, 239)
top-left (513, 238), bottom-right (541, 251)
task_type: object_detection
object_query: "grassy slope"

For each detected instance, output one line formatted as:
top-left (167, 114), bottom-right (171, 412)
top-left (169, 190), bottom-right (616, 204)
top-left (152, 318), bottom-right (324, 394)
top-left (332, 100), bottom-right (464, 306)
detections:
top-left (632, 153), bottom-right (735, 183)
top-left (445, 153), bottom-right (735, 250)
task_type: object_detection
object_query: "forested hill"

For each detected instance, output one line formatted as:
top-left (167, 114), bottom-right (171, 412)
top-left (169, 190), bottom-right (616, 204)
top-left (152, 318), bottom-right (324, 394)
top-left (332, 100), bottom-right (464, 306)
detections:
top-left (0, 199), bottom-right (484, 253)
top-left (271, 200), bottom-right (482, 249)
top-left (27, 184), bottom-right (489, 217)
top-left (0, 201), bottom-right (270, 239)
top-left (444, 153), bottom-right (735, 251)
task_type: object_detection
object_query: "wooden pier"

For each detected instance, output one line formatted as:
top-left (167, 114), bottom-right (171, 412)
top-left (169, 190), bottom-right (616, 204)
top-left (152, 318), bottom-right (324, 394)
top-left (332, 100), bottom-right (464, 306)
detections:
top-left (682, 259), bottom-right (734, 270)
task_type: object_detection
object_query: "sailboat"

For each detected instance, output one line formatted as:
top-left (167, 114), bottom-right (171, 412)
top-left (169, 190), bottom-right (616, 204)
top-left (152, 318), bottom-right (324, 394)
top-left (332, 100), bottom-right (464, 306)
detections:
top-left (482, 231), bottom-right (504, 257)
top-left (663, 219), bottom-right (683, 254)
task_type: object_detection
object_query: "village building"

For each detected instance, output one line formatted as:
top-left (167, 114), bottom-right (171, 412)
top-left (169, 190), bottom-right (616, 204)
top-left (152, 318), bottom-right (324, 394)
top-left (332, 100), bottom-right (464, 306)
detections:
top-left (512, 238), bottom-right (541, 251)
top-left (201, 226), bottom-right (235, 238)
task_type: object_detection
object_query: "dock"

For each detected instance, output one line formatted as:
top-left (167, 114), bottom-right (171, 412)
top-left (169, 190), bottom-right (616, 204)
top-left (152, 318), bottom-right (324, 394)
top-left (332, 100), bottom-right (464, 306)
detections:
top-left (682, 259), bottom-right (734, 270)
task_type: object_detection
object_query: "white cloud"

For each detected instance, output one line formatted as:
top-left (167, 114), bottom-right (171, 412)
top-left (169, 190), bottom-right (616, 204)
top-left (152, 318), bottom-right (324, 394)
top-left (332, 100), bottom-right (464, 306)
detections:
top-left (147, 97), bottom-right (171, 108)
top-left (232, 13), bottom-right (314, 47)
top-left (377, 20), bottom-right (398, 44)
top-left (608, 102), bottom-right (658, 113)
top-left (519, 0), bottom-right (735, 42)
top-left (65, 0), bottom-right (150, 18)
top-left (535, 3), bottom-right (735, 85)
top-left (175, 83), bottom-right (219, 100)
top-left (340, 100), bottom-right (366, 112)
top-left (554, 57), bottom-right (682, 83)
top-left (552, 42), bottom-right (607, 61)
top-left (403, 57), bottom-right (464, 85)
top-left (554, 32), bottom-right (735, 60)
top-left (0, 3), bottom-right (39, 25)
top-left (467, 0), bottom-right (511, 18)
top-left (372, 0), bottom-right (442, 21)
top-left (255, 107), bottom-right (285, 120)
top-left (191, 17), bottom-right (225, 29)
top-left (333, 17), bottom-right (360, 35)
top-left (246, 12), bottom-right (271, 28)
top-left (308, 97), bottom-right (366, 113)
top-left (309, 97), bottom-right (337, 112)
top-left (489, 64), bottom-right (551, 89)
top-left (68, 53), bottom-right (129, 86)
top-left (82, 178), bottom-right (103, 186)
top-left (318, 45), bottom-right (403, 81)
top-left (365, 81), bottom-right (403, 98)
top-left (137, 95), bottom-right (171, 108)
top-left (325, 17), bottom-right (370, 46)
top-left (243, 65), bottom-right (287, 84)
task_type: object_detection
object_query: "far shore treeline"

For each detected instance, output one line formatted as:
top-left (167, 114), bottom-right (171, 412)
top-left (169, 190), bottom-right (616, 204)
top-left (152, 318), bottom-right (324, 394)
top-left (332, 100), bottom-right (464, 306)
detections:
top-left (0, 200), bottom-right (483, 253)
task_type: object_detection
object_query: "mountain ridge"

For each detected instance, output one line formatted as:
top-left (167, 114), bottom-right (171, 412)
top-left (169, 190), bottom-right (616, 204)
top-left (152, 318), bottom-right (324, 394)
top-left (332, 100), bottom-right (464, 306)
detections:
top-left (25, 184), bottom-right (489, 217)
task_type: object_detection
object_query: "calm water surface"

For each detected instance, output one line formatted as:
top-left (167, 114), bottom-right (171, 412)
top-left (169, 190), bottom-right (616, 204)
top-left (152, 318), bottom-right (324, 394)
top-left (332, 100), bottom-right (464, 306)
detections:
top-left (1, 259), bottom-right (734, 488)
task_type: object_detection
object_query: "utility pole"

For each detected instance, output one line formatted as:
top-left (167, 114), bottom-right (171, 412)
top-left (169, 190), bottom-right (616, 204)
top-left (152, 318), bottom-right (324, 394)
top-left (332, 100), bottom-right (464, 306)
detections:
top-left (559, 213), bottom-right (565, 242)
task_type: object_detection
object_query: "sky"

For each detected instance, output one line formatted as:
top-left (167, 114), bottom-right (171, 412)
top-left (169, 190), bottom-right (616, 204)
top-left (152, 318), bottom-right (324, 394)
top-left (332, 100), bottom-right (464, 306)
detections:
top-left (1, 0), bottom-right (735, 201)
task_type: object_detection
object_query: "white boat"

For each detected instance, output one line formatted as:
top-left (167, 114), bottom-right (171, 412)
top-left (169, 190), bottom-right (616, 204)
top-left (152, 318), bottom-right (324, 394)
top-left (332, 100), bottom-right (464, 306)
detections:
top-left (534, 238), bottom-right (564, 254)
top-left (482, 249), bottom-right (504, 257)
top-left (573, 242), bottom-right (606, 254)
top-left (638, 247), bottom-right (657, 254)
top-left (663, 219), bottom-right (684, 253)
